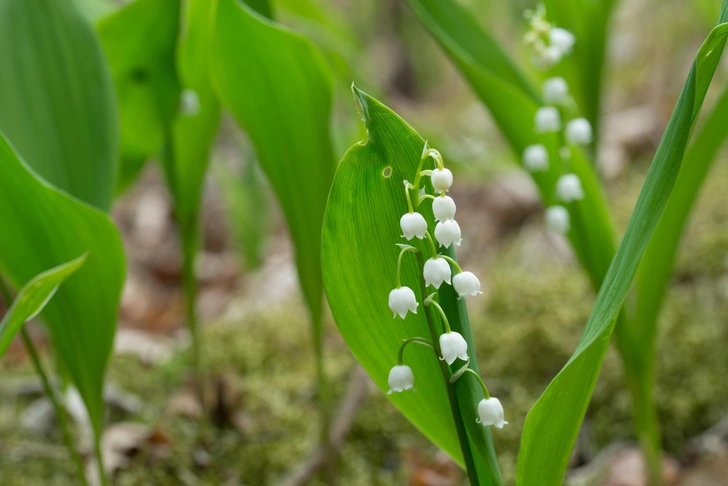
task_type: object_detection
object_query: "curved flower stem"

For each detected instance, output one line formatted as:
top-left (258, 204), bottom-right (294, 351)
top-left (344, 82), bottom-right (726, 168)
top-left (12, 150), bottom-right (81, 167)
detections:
top-left (424, 231), bottom-right (439, 259)
top-left (456, 368), bottom-right (491, 400)
top-left (438, 254), bottom-right (462, 274)
top-left (395, 245), bottom-right (418, 288)
top-left (397, 337), bottom-right (435, 365)
top-left (413, 145), bottom-right (443, 203)
top-left (403, 181), bottom-right (415, 214)
top-left (418, 194), bottom-right (436, 205)
top-left (415, 253), bottom-right (481, 486)
top-left (425, 298), bottom-right (452, 333)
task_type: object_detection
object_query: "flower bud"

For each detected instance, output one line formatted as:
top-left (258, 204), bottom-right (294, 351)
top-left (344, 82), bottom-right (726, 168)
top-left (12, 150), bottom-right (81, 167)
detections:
top-left (535, 107), bottom-right (561, 133)
top-left (387, 365), bottom-right (414, 394)
top-left (400, 212), bottom-right (427, 240)
top-left (477, 397), bottom-right (508, 429)
top-left (180, 89), bottom-right (200, 117)
top-left (434, 220), bottom-right (462, 248)
top-left (388, 286), bottom-right (418, 319)
top-left (534, 45), bottom-right (562, 69)
top-left (423, 257), bottom-right (452, 289)
top-left (565, 118), bottom-right (593, 145)
top-left (453, 271), bottom-right (483, 299)
top-left (556, 174), bottom-right (584, 202)
top-left (543, 77), bottom-right (569, 104)
top-left (439, 331), bottom-right (469, 365)
top-left (545, 205), bottom-right (570, 234)
top-left (432, 195), bottom-right (456, 221)
top-left (522, 144), bottom-right (549, 172)
top-left (431, 167), bottom-right (453, 193)
top-left (549, 27), bottom-right (576, 54)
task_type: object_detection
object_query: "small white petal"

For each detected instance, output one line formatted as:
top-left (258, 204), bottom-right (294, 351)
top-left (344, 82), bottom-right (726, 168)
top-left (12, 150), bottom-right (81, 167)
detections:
top-left (431, 167), bottom-right (453, 192)
top-left (432, 195), bottom-right (457, 221)
top-left (388, 287), bottom-right (418, 319)
top-left (534, 45), bottom-right (562, 69)
top-left (556, 174), bottom-right (585, 202)
top-left (423, 257), bottom-right (452, 289)
top-left (400, 212), bottom-right (428, 240)
top-left (535, 107), bottom-right (561, 133)
top-left (439, 332), bottom-right (469, 365)
top-left (477, 397), bottom-right (508, 429)
top-left (549, 27), bottom-right (576, 54)
top-left (387, 365), bottom-right (415, 394)
top-left (452, 271), bottom-right (483, 299)
top-left (565, 118), bottom-right (593, 145)
top-left (543, 77), bottom-right (569, 105)
top-left (523, 144), bottom-right (549, 172)
top-left (434, 220), bottom-right (462, 248)
top-left (545, 206), bottom-right (570, 234)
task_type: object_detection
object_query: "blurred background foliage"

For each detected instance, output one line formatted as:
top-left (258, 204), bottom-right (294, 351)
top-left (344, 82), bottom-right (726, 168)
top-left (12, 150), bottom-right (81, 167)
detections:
top-left (1, 0), bottom-right (728, 484)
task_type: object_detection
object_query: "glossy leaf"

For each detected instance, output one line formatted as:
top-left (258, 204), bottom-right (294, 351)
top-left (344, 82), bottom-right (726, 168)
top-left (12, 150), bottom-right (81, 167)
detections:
top-left (0, 0), bottom-right (119, 211)
top-left (210, 0), bottom-right (335, 322)
top-left (323, 87), bottom-right (502, 485)
top-left (97, 0), bottom-right (181, 193)
top-left (0, 133), bottom-right (126, 436)
top-left (0, 256), bottom-right (86, 358)
top-left (517, 17), bottom-right (728, 485)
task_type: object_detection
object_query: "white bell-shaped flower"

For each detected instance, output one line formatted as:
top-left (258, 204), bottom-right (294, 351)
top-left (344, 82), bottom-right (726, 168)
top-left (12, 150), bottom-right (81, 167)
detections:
top-left (453, 271), bottom-right (483, 299)
top-left (549, 27), bottom-right (576, 54)
top-left (180, 89), bottom-right (201, 117)
top-left (439, 332), bottom-right (469, 365)
top-left (388, 286), bottom-right (418, 319)
top-left (543, 77), bottom-right (569, 104)
top-left (545, 205), bottom-right (570, 234)
top-left (556, 174), bottom-right (585, 202)
top-left (431, 167), bottom-right (453, 193)
top-left (387, 365), bottom-right (414, 394)
top-left (535, 45), bottom-right (562, 69)
top-left (565, 118), bottom-right (593, 145)
top-left (535, 107), bottom-right (561, 133)
top-left (523, 144), bottom-right (549, 172)
top-left (423, 257), bottom-right (452, 289)
top-left (432, 195), bottom-right (456, 221)
top-left (400, 212), bottom-right (427, 240)
top-left (434, 220), bottom-right (462, 248)
top-left (477, 397), bottom-right (508, 429)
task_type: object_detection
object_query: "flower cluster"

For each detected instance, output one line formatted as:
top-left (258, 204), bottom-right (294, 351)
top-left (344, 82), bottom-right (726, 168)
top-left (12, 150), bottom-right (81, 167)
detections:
top-left (519, 8), bottom-right (593, 236)
top-left (523, 5), bottom-right (576, 70)
top-left (385, 145), bottom-right (506, 430)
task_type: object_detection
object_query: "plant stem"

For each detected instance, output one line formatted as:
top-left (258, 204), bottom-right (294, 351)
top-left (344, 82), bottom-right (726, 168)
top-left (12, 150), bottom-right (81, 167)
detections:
top-left (181, 231), bottom-right (204, 407)
top-left (397, 337), bottom-right (434, 365)
top-left (416, 253), bottom-right (480, 485)
top-left (93, 431), bottom-right (109, 486)
top-left (0, 277), bottom-right (89, 485)
top-left (311, 312), bottom-right (335, 484)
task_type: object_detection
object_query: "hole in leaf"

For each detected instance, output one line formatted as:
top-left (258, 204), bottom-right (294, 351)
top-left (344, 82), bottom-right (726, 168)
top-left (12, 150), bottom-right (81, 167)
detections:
top-left (382, 167), bottom-right (392, 178)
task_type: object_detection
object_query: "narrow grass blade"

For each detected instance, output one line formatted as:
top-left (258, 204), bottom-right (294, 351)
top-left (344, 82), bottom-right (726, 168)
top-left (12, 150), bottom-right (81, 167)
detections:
top-left (516, 16), bottom-right (728, 485)
top-left (0, 256), bottom-right (87, 358)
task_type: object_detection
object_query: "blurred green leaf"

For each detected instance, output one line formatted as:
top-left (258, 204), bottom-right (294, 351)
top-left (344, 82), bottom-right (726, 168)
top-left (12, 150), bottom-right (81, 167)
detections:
top-left (323, 87), bottom-right (503, 485)
top-left (210, 0), bottom-right (335, 322)
top-left (0, 255), bottom-right (86, 359)
top-left (406, 0), bottom-right (616, 289)
top-left (0, 0), bottom-right (119, 211)
top-left (517, 17), bottom-right (728, 485)
top-left (97, 0), bottom-right (181, 193)
top-left (0, 133), bottom-right (126, 436)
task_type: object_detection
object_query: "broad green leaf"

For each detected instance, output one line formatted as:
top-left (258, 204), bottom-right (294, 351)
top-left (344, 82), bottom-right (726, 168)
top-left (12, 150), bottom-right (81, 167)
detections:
top-left (0, 133), bottom-right (126, 436)
top-left (0, 256), bottom-right (86, 358)
top-left (0, 0), bottom-right (119, 211)
top-left (210, 0), bottom-right (335, 322)
top-left (97, 0), bottom-right (181, 193)
top-left (406, 0), bottom-right (616, 290)
top-left (323, 87), bottom-right (502, 485)
top-left (516, 17), bottom-right (728, 485)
